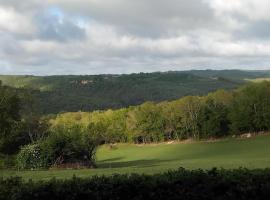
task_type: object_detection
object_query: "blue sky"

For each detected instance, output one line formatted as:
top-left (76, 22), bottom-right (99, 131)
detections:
top-left (0, 0), bottom-right (270, 75)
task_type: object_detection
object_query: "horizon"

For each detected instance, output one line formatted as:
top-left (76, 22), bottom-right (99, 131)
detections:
top-left (1, 68), bottom-right (270, 77)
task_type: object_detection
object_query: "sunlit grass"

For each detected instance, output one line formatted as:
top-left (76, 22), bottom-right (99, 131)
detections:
top-left (245, 78), bottom-right (270, 82)
top-left (2, 135), bottom-right (270, 181)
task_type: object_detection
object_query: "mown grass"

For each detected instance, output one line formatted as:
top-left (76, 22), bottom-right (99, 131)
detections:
top-left (1, 135), bottom-right (270, 181)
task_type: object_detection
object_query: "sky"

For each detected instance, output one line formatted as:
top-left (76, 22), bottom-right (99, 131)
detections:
top-left (1, 0), bottom-right (270, 75)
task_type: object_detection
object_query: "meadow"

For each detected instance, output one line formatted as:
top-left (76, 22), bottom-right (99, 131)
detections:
top-left (2, 134), bottom-right (270, 181)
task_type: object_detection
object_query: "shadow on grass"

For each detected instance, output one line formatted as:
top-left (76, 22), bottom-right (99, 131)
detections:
top-left (97, 158), bottom-right (172, 169)
top-left (98, 157), bottom-right (125, 162)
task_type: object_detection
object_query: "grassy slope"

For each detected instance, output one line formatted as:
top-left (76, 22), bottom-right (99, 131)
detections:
top-left (2, 135), bottom-right (270, 181)
top-left (246, 78), bottom-right (270, 82)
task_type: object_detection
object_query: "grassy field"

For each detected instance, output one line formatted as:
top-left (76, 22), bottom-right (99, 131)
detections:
top-left (1, 135), bottom-right (270, 181)
top-left (246, 78), bottom-right (270, 82)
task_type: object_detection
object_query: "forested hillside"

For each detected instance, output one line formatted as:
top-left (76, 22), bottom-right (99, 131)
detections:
top-left (2, 80), bottom-right (270, 171)
top-left (0, 70), bottom-right (270, 114)
top-left (1, 72), bottom-right (270, 172)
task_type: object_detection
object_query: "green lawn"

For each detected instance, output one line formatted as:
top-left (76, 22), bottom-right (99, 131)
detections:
top-left (1, 135), bottom-right (270, 181)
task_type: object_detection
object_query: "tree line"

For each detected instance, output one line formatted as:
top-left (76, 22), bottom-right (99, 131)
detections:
top-left (50, 81), bottom-right (270, 144)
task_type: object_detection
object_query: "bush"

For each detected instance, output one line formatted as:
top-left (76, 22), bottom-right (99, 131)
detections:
top-left (16, 124), bottom-right (99, 170)
top-left (1, 168), bottom-right (270, 200)
top-left (16, 144), bottom-right (45, 170)
top-left (40, 125), bottom-right (98, 168)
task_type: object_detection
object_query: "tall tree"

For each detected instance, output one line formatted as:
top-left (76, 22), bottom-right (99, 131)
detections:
top-left (198, 90), bottom-right (232, 138)
top-left (127, 102), bottom-right (164, 143)
top-left (0, 82), bottom-right (26, 154)
top-left (180, 96), bottom-right (202, 139)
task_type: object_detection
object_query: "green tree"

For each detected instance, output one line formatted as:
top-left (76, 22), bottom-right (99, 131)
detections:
top-left (161, 100), bottom-right (186, 140)
top-left (127, 102), bottom-right (164, 143)
top-left (229, 82), bottom-right (270, 134)
top-left (198, 90), bottom-right (232, 138)
top-left (19, 89), bottom-right (48, 142)
top-left (0, 82), bottom-right (28, 154)
top-left (40, 124), bottom-right (98, 168)
top-left (179, 96), bottom-right (202, 139)
top-left (106, 109), bottom-right (128, 143)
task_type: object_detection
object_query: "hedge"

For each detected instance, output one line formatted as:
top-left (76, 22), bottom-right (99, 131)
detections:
top-left (1, 168), bottom-right (270, 200)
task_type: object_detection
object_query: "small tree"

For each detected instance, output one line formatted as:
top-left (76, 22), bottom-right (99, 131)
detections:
top-left (17, 124), bottom-right (99, 169)
top-left (40, 125), bottom-right (99, 168)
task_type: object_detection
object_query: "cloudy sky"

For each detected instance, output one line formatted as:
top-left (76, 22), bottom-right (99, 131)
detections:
top-left (0, 0), bottom-right (270, 75)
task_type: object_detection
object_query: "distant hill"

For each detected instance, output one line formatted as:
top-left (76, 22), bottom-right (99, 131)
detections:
top-left (0, 70), bottom-right (270, 114)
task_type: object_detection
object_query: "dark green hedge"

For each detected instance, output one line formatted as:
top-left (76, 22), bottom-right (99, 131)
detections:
top-left (1, 168), bottom-right (270, 200)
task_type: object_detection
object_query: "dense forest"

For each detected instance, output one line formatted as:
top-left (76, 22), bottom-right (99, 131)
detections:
top-left (1, 70), bottom-right (270, 114)
top-left (1, 75), bottom-right (270, 170)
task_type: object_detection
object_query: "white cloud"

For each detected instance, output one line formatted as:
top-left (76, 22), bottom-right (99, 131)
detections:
top-left (207, 0), bottom-right (270, 21)
top-left (0, 0), bottom-right (270, 75)
top-left (0, 6), bottom-right (35, 34)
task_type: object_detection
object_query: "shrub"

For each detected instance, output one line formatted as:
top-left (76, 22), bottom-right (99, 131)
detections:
top-left (16, 124), bottom-right (99, 170)
top-left (1, 168), bottom-right (270, 200)
top-left (16, 144), bottom-right (45, 170)
top-left (39, 125), bottom-right (98, 168)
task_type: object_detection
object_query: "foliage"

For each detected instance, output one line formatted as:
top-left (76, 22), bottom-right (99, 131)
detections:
top-left (38, 125), bottom-right (99, 168)
top-left (47, 81), bottom-right (270, 144)
top-left (2, 168), bottom-right (270, 200)
top-left (0, 82), bottom-right (29, 154)
top-left (3, 77), bottom-right (270, 172)
top-left (229, 82), bottom-right (270, 134)
top-left (127, 102), bottom-right (165, 143)
top-left (19, 89), bottom-right (50, 143)
top-left (198, 90), bottom-right (232, 138)
top-left (16, 144), bottom-right (44, 170)
top-left (0, 70), bottom-right (249, 114)
top-left (0, 154), bottom-right (16, 169)
top-left (15, 122), bottom-right (99, 169)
